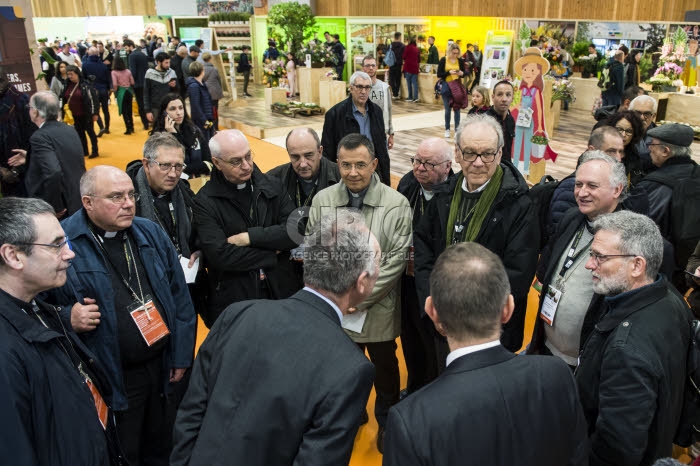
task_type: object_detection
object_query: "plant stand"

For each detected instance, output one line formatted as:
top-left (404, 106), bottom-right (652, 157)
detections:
top-left (271, 102), bottom-right (325, 117)
top-left (298, 67), bottom-right (332, 105)
top-left (265, 87), bottom-right (288, 109)
top-left (319, 80), bottom-right (347, 110)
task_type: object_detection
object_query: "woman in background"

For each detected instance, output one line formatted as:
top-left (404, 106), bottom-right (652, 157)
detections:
top-left (436, 43), bottom-right (466, 139)
top-left (625, 49), bottom-right (642, 89)
top-left (603, 110), bottom-right (648, 186)
top-left (111, 56), bottom-right (135, 135)
top-left (403, 39), bottom-right (420, 102)
top-left (151, 93), bottom-right (211, 178)
top-left (186, 61), bottom-right (214, 141)
top-left (285, 51), bottom-right (298, 98)
top-left (50, 61), bottom-right (68, 99)
top-left (202, 52), bottom-right (223, 131)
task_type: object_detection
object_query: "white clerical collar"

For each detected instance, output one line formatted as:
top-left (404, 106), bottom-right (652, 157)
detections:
top-left (236, 182), bottom-right (247, 190)
top-left (303, 286), bottom-right (343, 323)
top-left (446, 339), bottom-right (501, 367)
top-left (104, 231), bottom-right (118, 238)
top-left (421, 186), bottom-right (434, 201)
top-left (462, 177), bottom-right (490, 194)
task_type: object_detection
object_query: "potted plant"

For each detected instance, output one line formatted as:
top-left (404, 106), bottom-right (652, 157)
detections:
top-left (267, 2), bottom-right (315, 58)
top-left (531, 134), bottom-right (549, 159)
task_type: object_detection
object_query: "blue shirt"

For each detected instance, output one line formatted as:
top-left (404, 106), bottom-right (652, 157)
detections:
top-left (351, 100), bottom-right (371, 138)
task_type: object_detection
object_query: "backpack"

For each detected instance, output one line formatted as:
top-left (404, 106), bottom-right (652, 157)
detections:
top-left (384, 48), bottom-right (396, 67)
top-left (527, 174), bottom-right (560, 252)
top-left (597, 66), bottom-right (612, 90)
top-left (644, 164), bottom-right (700, 271)
top-left (674, 319), bottom-right (700, 447)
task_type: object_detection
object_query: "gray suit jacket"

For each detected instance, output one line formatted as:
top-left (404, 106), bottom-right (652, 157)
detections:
top-left (171, 289), bottom-right (375, 466)
top-left (25, 120), bottom-right (85, 215)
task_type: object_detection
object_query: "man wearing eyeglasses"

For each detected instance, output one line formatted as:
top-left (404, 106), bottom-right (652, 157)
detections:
top-left (628, 95), bottom-right (657, 160)
top-left (636, 123), bottom-right (699, 292)
top-left (0, 197), bottom-right (120, 465)
top-left (307, 133), bottom-right (412, 453)
top-left (362, 55), bottom-right (395, 150)
top-left (321, 71), bottom-right (391, 185)
top-left (7, 91), bottom-right (85, 218)
top-left (396, 137), bottom-right (454, 396)
top-left (576, 210), bottom-right (691, 466)
top-left (414, 113), bottom-right (538, 359)
top-left (193, 129), bottom-right (301, 327)
top-left (528, 152), bottom-right (627, 365)
top-left (49, 165), bottom-right (197, 466)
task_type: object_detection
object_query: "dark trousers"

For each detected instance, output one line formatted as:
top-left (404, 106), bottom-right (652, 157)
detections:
top-left (442, 93), bottom-right (461, 130)
top-left (357, 340), bottom-right (399, 428)
top-left (400, 275), bottom-right (438, 393)
top-left (73, 113), bottom-right (98, 156)
top-left (389, 64), bottom-right (402, 97)
top-left (211, 99), bottom-right (219, 131)
top-left (96, 89), bottom-right (111, 131)
top-left (242, 70), bottom-right (251, 94)
top-left (121, 91), bottom-right (134, 132)
top-left (115, 357), bottom-right (172, 466)
top-left (133, 87), bottom-right (149, 128)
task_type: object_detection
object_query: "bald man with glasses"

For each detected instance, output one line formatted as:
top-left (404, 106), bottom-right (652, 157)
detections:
top-left (192, 129), bottom-right (302, 327)
top-left (48, 165), bottom-right (196, 466)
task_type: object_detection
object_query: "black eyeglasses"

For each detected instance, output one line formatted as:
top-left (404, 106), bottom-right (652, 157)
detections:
top-left (150, 160), bottom-right (187, 173)
top-left (410, 157), bottom-right (449, 171)
top-left (17, 236), bottom-right (72, 256)
top-left (588, 251), bottom-right (636, 265)
top-left (457, 146), bottom-right (500, 163)
top-left (352, 85), bottom-right (372, 91)
top-left (615, 126), bottom-right (633, 136)
top-left (633, 110), bottom-right (655, 119)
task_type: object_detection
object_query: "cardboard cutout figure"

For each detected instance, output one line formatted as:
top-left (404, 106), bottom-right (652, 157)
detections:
top-left (511, 47), bottom-right (557, 174)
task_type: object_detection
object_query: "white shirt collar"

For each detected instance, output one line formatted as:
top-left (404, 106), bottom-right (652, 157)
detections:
top-left (462, 176), bottom-right (490, 193)
top-left (421, 186), bottom-right (434, 201)
top-left (303, 286), bottom-right (343, 323)
top-left (446, 339), bottom-right (501, 367)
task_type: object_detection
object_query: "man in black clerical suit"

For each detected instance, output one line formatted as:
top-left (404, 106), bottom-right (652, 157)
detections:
top-left (171, 210), bottom-right (377, 466)
top-left (384, 242), bottom-right (589, 466)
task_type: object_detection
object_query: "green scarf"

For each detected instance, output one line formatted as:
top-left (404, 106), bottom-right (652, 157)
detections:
top-left (445, 166), bottom-right (504, 246)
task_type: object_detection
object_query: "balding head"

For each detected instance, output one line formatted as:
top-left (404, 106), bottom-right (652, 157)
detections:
top-left (285, 128), bottom-right (323, 180)
top-left (209, 130), bottom-right (254, 184)
top-left (88, 46), bottom-right (98, 56)
top-left (413, 137), bottom-right (453, 191)
top-left (80, 166), bottom-right (137, 232)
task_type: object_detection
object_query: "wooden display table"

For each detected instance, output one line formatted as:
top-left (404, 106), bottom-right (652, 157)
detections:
top-left (319, 80), bottom-right (347, 110)
top-left (265, 87), bottom-right (288, 109)
top-left (569, 76), bottom-right (601, 112)
top-left (662, 93), bottom-right (700, 127)
top-left (298, 67), bottom-right (332, 105)
top-left (399, 72), bottom-right (438, 103)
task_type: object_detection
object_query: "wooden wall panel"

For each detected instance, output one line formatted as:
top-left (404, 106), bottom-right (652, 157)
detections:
top-left (394, 0), bottom-right (452, 18)
top-left (314, 0), bottom-right (349, 17)
top-left (349, 0), bottom-right (390, 16)
top-left (30, 0), bottom-right (155, 18)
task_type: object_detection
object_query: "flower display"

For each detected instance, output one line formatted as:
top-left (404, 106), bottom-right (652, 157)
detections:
top-left (262, 57), bottom-right (286, 88)
top-left (297, 41), bottom-right (337, 66)
top-left (324, 70), bottom-right (338, 80)
top-left (647, 27), bottom-right (688, 90)
top-left (551, 78), bottom-right (576, 103)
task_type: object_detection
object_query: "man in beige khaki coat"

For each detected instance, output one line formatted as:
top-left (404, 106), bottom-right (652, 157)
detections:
top-left (307, 133), bottom-right (412, 454)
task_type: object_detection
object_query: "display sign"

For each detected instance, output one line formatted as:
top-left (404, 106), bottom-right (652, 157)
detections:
top-left (0, 7), bottom-right (36, 95)
top-left (480, 30), bottom-right (514, 89)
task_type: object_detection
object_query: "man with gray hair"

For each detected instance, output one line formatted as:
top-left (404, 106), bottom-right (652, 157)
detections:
top-left (321, 71), bottom-right (390, 185)
top-left (0, 197), bottom-right (117, 465)
top-left (529, 151), bottom-right (627, 363)
top-left (193, 129), bottom-right (301, 326)
top-left (397, 137), bottom-right (454, 395)
top-left (7, 91), bottom-right (85, 217)
top-left (384, 242), bottom-right (588, 466)
top-left (577, 210), bottom-right (691, 466)
top-left (637, 123), bottom-right (699, 291)
top-left (362, 55), bottom-right (395, 150)
top-left (172, 211), bottom-right (378, 466)
top-left (629, 94), bottom-right (658, 160)
top-left (415, 113), bottom-right (539, 357)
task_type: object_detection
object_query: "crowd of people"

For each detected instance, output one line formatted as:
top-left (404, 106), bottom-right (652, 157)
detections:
top-left (1, 32), bottom-right (700, 466)
top-left (34, 35), bottom-right (221, 171)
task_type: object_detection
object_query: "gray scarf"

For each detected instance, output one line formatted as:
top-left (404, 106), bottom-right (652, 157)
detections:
top-left (135, 167), bottom-right (192, 257)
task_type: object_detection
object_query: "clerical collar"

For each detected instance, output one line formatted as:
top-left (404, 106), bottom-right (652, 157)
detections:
top-left (301, 177), bottom-right (316, 185)
top-left (461, 177), bottom-right (490, 194)
top-left (151, 188), bottom-right (172, 200)
top-left (237, 182), bottom-right (248, 190)
top-left (421, 186), bottom-right (435, 201)
top-left (348, 185), bottom-right (369, 199)
top-left (88, 220), bottom-right (124, 240)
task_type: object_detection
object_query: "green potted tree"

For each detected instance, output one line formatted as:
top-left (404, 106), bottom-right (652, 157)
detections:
top-left (267, 2), bottom-right (315, 56)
